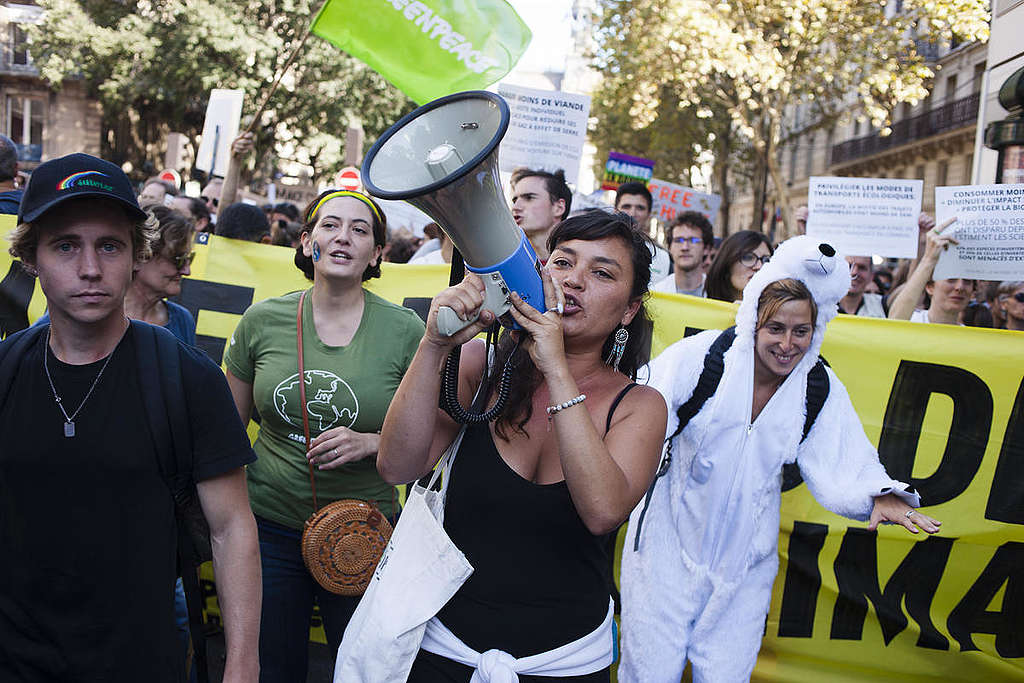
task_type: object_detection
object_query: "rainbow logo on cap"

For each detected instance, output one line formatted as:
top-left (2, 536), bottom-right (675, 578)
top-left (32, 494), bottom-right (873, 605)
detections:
top-left (57, 171), bottom-right (113, 191)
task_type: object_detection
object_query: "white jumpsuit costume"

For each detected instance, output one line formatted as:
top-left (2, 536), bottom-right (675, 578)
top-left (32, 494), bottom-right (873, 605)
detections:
top-left (619, 236), bottom-right (920, 683)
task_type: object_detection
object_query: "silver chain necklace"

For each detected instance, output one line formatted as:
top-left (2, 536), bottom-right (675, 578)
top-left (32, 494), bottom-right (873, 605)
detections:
top-left (43, 328), bottom-right (120, 438)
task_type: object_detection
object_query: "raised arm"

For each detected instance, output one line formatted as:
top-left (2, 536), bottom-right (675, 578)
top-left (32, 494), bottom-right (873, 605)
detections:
top-left (888, 217), bottom-right (957, 320)
top-left (377, 275), bottom-right (495, 484)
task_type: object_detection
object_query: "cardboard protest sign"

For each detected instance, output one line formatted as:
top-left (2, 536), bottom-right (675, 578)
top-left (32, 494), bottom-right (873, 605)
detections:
top-left (806, 177), bottom-right (922, 257)
top-left (647, 178), bottom-right (721, 224)
top-left (601, 152), bottom-right (654, 191)
top-left (496, 83), bottom-right (590, 186)
top-left (194, 89), bottom-right (244, 177)
top-left (934, 184), bottom-right (1024, 281)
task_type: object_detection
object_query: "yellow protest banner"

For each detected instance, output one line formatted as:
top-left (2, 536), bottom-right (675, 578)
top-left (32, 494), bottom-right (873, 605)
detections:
top-left (2, 218), bottom-right (1021, 680)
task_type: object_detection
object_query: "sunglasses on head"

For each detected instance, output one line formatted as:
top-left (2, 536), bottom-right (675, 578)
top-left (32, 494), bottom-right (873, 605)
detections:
top-left (739, 252), bottom-right (771, 268)
top-left (1014, 292), bottom-right (1024, 303)
top-left (171, 251), bottom-right (196, 270)
top-left (672, 236), bottom-right (703, 245)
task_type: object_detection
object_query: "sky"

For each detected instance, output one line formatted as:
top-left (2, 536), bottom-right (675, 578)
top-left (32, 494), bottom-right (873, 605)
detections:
top-left (507, 0), bottom-right (575, 78)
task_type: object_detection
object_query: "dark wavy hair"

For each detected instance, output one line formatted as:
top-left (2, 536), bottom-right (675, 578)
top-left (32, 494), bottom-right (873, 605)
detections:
top-left (705, 230), bottom-right (774, 302)
top-left (294, 189), bottom-right (387, 282)
top-left (492, 209), bottom-right (654, 440)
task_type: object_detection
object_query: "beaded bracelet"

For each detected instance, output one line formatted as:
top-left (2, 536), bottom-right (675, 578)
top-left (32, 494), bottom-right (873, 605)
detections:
top-left (546, 394), bottom-right (587, 420)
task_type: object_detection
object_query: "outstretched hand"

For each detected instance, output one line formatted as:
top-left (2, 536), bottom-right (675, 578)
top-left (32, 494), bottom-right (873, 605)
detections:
top-left (868, 493), bottom-right (941, 535)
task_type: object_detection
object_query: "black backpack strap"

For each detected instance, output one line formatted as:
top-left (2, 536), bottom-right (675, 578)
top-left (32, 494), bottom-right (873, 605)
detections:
top-left (802, 360), bottom-right (830, 442)
top-left (0, 323), bottom-right (47, 411)
top-left (633, 328), bottom-right (735, 552)
top-left (132, 321), bottom-right (209, 683)
top-left (781, 359), bottom-right (832, 491)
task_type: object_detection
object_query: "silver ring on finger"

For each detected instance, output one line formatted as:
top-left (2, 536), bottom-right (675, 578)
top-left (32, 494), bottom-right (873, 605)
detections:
top-left (334, 447), bottom-right (340, 456)
top-left (905, 509), bottom-right (915, 519)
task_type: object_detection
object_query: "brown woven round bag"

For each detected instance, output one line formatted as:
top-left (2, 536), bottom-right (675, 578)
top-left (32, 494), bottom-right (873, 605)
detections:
top-left (301, 499), bottom-right (393, 596)
top-left (294, 291), bottom-right (393, 596)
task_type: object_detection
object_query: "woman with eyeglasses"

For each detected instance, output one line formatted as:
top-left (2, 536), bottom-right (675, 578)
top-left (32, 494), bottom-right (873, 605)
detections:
top-left (124, 205), bottom-right (197, 344)
top-left (998, 281), bottom-right (1024, 331)
top-left (705, 230), bottom-right (774, 302)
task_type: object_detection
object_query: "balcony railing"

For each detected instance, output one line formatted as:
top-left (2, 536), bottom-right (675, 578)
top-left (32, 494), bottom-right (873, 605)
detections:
top-left (830, 92), bottom-right (980, 166)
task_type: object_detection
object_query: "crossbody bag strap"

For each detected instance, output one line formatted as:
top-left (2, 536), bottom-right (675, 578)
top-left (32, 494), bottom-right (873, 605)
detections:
top-left (297, 290), bottom-right (318, 513)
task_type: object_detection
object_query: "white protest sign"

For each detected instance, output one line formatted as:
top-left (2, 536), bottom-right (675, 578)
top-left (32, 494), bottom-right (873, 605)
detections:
top-left (496, 83), bottom-right (590, 186)
top-left (195, 89), bottom-right (244, 176)
top-left (647, 178), bottom-right (721, 225)
top-left (933, 184), bottom-right (1024, 281)
top-left (806, 176), bottom-right (922, 257)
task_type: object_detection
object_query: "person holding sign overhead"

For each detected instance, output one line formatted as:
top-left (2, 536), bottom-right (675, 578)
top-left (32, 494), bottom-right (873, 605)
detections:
top-left (888, 217), bottom-right (976, 325)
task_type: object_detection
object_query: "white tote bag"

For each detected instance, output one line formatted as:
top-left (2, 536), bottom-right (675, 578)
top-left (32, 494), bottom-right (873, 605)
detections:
top-left (334, 428), bottom-right (474, 683)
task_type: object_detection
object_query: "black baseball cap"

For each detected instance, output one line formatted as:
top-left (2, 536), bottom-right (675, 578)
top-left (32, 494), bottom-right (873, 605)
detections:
top-left (17, 153), bottom-right (147, 224)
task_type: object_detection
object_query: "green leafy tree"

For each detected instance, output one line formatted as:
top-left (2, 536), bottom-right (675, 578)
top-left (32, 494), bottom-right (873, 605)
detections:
top-left (28, 0), bottom-right (414, 185)
top-left (591, 0), bottom-right (989, 233)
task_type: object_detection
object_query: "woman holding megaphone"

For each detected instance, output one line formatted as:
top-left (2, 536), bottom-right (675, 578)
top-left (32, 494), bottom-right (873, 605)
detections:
top-left (378, 210), bottom-right (668, 682)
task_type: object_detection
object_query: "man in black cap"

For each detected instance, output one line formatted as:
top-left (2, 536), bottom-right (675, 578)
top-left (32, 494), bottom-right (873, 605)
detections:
top-left (0, 153), bottom-right (260, 682)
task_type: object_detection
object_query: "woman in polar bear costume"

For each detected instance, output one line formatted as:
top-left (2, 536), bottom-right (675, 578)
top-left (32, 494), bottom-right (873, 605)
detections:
top-left (619, 235), bottom-right (942, 683)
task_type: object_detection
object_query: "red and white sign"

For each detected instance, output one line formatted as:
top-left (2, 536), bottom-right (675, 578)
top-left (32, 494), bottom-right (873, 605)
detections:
top-left (334, 166), bottom-right (362, 192)
top-left (158, 169), bottom-right (182, 188)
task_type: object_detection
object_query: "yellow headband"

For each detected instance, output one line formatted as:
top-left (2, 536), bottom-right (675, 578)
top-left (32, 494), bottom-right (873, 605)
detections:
top-left (307, 190), bottom-right (383, 226)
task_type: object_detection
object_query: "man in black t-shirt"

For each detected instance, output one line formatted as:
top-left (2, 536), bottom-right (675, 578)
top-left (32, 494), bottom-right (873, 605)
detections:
top-left (1, 154), bottom-right (260, 682)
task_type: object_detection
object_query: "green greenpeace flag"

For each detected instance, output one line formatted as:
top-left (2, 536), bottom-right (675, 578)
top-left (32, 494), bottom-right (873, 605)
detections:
top-left (312, 0), bottom-right (532, 104)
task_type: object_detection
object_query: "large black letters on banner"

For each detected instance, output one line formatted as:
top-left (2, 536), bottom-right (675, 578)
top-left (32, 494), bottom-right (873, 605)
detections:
top-left (171, 279), bottom-right (254, 365)
top-left (830, 528), bottom-right (953, 649)
top-left (986, 378), bottom-right (1024, 525)
top-left (0, 261), bottom-right (34, 339)
top-left (948, 541), bottom-right (1024, 658)
top-left (877, 361), bottom-right (993, 506)
top-left (778, 521), bottom-right (829, 637)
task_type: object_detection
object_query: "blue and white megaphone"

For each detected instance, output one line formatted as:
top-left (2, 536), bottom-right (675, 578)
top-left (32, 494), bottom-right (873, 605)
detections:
top-left (362, 91), bottom-right (545, 336)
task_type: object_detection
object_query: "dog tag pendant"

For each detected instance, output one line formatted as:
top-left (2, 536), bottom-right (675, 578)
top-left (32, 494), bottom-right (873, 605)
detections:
top-left (64, 421), bottom-right (75, 438)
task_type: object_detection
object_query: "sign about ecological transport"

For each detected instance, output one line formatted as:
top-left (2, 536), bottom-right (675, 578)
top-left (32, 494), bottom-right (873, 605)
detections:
top-left (806, 176), bottom-right (922, 258)
top-left (601, 151), bottom-right (654, 191)
top-left (648, 178), bottom-right (721, 225)
top-left (497, 83), bottom-right (590, 186)
top-left (934, 184), bottom-right (1024, 281)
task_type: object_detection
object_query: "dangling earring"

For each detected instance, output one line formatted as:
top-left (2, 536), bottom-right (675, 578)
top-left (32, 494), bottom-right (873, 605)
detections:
top-left (605, 326), bottom-right (629, 372)
top-left (311, 242), bottom-right (321, 262)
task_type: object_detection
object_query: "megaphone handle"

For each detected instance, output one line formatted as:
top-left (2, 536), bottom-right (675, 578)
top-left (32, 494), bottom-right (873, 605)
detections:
top-left (436, 273), bottom-right (513, 337)
top-left (437, 305), bottom-right (479, 337)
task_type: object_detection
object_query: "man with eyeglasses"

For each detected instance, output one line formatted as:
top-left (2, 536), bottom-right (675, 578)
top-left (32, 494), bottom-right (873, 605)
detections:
top-left (201, 177), bottom-right (223, 222)
top-left (652, 211), bottom-right (714, 297)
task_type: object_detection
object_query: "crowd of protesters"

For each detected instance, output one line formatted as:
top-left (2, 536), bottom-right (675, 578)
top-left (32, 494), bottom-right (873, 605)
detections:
top-left (0, 134), bottom-right (1019, 683)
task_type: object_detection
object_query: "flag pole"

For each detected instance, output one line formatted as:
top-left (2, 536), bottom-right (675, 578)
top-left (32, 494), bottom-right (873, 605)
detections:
top-left (242, 0), bottom-right (328, 135)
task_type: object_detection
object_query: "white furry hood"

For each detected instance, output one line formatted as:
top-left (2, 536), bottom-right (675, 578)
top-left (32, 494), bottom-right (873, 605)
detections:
top-left (733, 235), bottom-right (851, 372)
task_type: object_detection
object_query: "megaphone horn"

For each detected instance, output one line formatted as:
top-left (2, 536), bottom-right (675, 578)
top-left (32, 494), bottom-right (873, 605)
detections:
top-left (361, 91), bottom-right (545, 336)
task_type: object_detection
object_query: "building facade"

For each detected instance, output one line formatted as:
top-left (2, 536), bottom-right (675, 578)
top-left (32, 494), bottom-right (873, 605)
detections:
top-left (727, 32), bottom-right (987, 241)
top-left (1, 1), bottom-right (102, 168)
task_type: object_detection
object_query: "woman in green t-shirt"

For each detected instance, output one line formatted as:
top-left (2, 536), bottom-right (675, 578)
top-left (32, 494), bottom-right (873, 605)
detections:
top-left (224, 189), bottom-right (424, 681)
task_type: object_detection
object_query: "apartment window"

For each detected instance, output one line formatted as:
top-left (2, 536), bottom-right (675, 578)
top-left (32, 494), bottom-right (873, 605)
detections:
top-left (915, 164), bottom-right (925, 181)
top-left (805, 133), bottom-right (816, 177)
top-left (6, 96), bottom-right (44, 162)
top-left (789, 141), bottom-right (799, 182)
top-left (946, 75), bottom-right (958, 104)
top-left (972, 63), bottom-right (985, 95)
top-left (10, 24), bottom-right (30, 66)
top-left (936, 160), bottom-right (949, 187)
top-left (853, 119), bottom-right (861, 137)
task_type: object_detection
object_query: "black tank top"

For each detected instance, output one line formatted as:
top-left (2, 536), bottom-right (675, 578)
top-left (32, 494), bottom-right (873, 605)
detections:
top-left (436, 384), bottom-right (637, 657)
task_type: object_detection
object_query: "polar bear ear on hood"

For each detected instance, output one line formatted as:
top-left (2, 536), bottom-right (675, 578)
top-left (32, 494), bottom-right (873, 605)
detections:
top-left (733, 235), bottom-right (852, 359)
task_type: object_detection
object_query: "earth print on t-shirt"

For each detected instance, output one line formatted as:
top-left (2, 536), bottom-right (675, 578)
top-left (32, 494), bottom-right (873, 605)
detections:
top-left (274, 369), bottom-right (359, 436)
